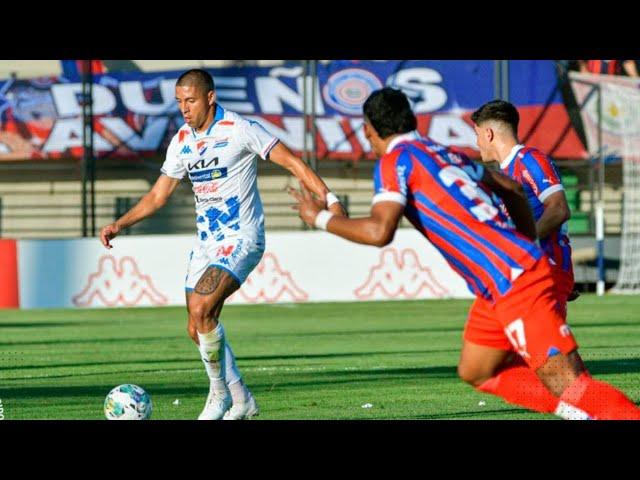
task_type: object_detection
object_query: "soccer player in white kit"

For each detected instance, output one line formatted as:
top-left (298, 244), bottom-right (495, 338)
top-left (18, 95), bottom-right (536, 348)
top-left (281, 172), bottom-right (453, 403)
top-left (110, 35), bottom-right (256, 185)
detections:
top-left (100, 69), bottom-right (345, 419)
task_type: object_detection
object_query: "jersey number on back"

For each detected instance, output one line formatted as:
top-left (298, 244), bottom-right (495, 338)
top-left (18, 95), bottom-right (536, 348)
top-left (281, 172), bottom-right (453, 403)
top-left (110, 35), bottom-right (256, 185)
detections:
top-left (438, 166), bottom-right (498, 223)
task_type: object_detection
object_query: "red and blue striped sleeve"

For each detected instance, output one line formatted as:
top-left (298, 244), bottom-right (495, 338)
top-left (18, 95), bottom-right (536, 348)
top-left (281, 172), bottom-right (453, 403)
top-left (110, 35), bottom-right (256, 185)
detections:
top-left (519, 149), bottom-right (564, 203)
top-left (372, 149), bottom-right (414, 206)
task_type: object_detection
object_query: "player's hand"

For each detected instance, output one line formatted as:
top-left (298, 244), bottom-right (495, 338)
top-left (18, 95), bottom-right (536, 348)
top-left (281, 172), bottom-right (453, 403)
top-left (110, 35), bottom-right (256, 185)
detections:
top-left (100, 223), bottom-right (121, 249)
top-left (567, 288), bottom-right (581, 302)
top-left (328, 201), bottom-right (347, 217)
top-left (288, 183), bottom-right (323, 227)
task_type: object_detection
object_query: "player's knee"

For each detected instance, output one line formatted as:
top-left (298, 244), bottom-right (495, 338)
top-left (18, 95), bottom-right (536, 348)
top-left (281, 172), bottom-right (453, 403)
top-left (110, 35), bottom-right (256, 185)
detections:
top-left (187, 323), bottom-right (198, 343)
top-left (187, 302), bottom-right (210, 325)
top-left (457, 363), bottom-right (488, 387)
top-left (188, 301), bottom-right (221, 333)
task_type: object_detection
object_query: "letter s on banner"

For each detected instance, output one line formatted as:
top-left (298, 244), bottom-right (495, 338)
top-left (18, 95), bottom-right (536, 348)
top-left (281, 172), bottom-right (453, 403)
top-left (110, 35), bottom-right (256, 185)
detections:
top-left (387, 68), bottom-right (448, 113)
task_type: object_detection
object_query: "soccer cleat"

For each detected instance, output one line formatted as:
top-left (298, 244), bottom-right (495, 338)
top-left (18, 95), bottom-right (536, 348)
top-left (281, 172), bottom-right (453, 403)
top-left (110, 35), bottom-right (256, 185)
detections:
top-left (198, 389), bottom-right (232, 420)
top-left (223, 392), bottom-right (260, 420)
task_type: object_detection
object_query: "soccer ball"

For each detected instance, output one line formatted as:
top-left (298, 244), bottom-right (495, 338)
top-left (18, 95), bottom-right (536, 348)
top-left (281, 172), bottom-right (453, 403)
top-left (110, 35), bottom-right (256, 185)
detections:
top-left (104, 384), bottom-right (152, 420)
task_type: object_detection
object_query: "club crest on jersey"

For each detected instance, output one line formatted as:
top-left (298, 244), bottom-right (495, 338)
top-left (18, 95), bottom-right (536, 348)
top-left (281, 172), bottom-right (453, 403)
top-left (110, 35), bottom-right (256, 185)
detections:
top-left (196, 140), bottom-right (208, 156)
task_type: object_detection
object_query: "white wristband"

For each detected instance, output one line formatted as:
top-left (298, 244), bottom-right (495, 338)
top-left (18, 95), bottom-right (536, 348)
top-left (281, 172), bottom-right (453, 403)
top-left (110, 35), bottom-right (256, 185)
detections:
top-left (326, 191), bottom-right (340, 207)
top-left (314, 210), bottom-right (334, 230)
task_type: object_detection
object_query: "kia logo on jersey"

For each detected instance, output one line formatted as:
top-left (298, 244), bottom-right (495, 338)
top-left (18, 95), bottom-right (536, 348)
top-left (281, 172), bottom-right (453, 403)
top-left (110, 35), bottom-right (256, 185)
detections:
top-left (188, 157), bottom-right (219, 171)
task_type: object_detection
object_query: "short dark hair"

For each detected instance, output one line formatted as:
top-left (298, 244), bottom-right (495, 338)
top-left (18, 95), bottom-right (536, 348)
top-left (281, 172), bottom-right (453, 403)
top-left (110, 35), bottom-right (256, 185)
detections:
top-left (176, 69), bottom-right (215, 94)
top-left (471, 100), bottom-right (519, 136)
top-left (363, 87), bottom-right (417, 139)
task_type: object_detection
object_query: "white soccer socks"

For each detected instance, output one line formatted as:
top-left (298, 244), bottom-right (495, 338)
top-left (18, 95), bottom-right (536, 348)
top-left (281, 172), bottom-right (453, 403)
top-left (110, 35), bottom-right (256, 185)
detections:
top-left (224, 343), bottom-right (242, 387)
top-left (223, 342), bottom-right (260, 419)
top-left (197, 323), bottom-right (231, 419)
top-left (197, 323), bottom-right (227, 390)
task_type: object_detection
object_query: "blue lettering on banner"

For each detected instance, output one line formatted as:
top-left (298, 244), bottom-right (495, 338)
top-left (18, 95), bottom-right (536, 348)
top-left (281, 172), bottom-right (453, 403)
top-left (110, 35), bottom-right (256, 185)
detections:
top-left (2, 61), bottom-right (575, 162)
top-left (189, 168), bottom-right (228, 183)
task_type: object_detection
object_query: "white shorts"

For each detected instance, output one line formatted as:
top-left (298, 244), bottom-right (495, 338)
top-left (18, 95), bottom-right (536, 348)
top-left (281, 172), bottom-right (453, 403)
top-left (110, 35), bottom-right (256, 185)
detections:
top-left (185, 234), bottom-right (265, 291)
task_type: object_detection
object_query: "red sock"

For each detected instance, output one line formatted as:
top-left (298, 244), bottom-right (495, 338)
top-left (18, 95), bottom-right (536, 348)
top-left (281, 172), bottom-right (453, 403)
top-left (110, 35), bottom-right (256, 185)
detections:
top-left (559, 372), bottom-right (640, 420)
top-left (478, 361), bottom-right (559, 414)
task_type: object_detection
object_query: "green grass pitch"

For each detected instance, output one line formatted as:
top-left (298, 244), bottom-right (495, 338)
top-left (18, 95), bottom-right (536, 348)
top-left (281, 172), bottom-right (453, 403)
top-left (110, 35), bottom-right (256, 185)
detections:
top-left (1, 295), bottom-right (639, 420)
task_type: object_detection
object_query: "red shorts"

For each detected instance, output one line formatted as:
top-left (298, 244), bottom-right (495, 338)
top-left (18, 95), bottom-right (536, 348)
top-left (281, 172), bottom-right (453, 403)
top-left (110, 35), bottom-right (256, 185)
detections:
top-left (463, 256), bottom-right (578, 370)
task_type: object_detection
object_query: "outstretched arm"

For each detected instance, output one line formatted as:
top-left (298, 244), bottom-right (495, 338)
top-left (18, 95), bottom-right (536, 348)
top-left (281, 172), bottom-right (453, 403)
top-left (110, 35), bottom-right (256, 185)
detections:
top-left (99, 174), bottom-right (181, 249)
top-left (269, 142), bottom-right (346, 217)
top-left (289, 184), bottom-right (403, 246)
top-left (481, 167), bottom-right (537, 240)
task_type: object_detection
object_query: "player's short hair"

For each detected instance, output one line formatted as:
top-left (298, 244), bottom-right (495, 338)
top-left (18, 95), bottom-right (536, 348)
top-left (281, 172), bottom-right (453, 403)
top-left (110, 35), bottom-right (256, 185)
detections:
top-left (363, 87), bottom-right (417, 139)
top-left (176, 69), bottom-right (215, 95)
top-left (471, 100), bottom-right (519, 136)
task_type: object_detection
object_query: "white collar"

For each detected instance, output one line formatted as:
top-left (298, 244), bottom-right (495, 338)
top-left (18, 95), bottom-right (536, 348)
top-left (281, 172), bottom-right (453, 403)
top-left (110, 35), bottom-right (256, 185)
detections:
top-left (500, 144), bottom-right (525, 170)
top-left (386, 131), bottom-right (419, 154)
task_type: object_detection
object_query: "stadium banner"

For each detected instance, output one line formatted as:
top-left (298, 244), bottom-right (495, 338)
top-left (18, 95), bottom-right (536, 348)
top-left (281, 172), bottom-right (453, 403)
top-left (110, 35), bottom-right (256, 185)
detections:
top-left (569, 71), bottom-right (640, 157)
top-left (0, 61), bottom-right (586, 162)
top-left (16, 229), bottom-right (473, 309)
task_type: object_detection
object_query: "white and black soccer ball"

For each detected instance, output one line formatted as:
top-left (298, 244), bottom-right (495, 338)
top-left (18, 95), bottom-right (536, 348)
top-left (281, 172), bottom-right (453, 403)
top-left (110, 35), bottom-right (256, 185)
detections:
top-left (104, 384), bottom-right (152, 420)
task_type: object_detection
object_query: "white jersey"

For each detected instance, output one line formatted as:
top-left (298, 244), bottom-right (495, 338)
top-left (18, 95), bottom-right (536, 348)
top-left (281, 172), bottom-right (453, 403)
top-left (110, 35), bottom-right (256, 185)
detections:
top-left (161, 106), bottom-right (279, 243)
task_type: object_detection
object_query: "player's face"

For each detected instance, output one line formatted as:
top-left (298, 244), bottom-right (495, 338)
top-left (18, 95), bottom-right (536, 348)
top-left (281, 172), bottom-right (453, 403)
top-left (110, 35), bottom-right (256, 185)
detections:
top-left (473, 124), bottom-right (494, 163)
top-left (364, 120), bottom-right (384, 157)
top-left (175, 85), bottom-right (215, 132)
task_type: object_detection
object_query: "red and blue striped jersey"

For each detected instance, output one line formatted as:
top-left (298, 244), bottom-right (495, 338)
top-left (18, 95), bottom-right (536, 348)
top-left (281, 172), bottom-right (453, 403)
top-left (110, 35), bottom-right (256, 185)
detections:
top-left (500, 145), bottom-right (573, 276)
top-left (373, 132), bottom-right (542, 302)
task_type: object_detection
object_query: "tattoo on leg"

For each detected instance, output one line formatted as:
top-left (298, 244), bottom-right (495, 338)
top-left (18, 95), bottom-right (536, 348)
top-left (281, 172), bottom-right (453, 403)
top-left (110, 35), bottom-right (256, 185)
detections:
top-left (195, 267), bottom-right (225, 295)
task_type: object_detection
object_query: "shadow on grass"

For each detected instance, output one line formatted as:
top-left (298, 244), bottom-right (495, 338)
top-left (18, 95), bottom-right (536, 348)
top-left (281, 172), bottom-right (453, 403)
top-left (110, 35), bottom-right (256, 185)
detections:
top-left (584, 357), bottom-right (640, 375)
top-left (248, 365), bottom-right (458, 391)
top-left (0, 336), bottom-right (180, 347)
top-left (1, 348), bottom-right (458, 372)
top-left (269, 326), bottom-right (464, 338)
top-left (5, 364), bottom-right (458, 397)
top-left (409, 407), bottom-right (530, 419)
top-left (3, 383), bottom-right (211, 400)
top-left (238, 348), bottom-right (460, 362)
top-left (0, 357), bottom-right (200, 371)
top-left (570, 322), bottom-right (640, 329)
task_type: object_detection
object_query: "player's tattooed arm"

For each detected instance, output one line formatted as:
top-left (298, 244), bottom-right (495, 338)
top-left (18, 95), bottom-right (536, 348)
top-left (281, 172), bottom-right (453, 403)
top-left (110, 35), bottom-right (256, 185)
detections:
top-left (194, 267), bottom-right (225, 295)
